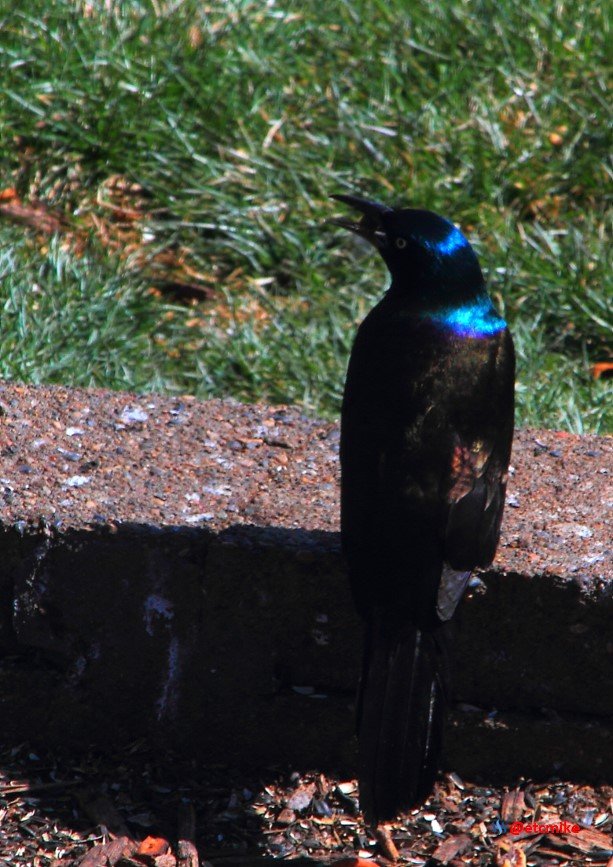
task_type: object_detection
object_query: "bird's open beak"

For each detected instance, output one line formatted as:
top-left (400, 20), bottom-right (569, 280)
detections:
top-left (329, 194), bottom-right (392, 247)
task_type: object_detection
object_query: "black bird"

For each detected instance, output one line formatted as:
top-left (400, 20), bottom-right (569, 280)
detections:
top-left (332, 194), bottom-right (515, 824)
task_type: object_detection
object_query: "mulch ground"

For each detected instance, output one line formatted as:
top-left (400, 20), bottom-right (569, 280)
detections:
top-left (0, 742), bottom-right (610, 867)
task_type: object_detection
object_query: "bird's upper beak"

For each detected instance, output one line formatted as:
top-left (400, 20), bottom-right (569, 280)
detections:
top-left (329, 194), bottom-right (392, 247)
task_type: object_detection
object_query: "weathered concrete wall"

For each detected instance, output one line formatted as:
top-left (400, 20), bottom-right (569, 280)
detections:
top-left (0, 383), bottom-right (611, 781)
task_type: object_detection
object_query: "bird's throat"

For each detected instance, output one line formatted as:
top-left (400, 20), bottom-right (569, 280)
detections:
top-left (425, 296), bottom-right (507, 338)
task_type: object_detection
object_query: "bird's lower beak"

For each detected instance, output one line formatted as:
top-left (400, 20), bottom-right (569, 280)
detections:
top-left (329, 194), bottom-right (392, 246)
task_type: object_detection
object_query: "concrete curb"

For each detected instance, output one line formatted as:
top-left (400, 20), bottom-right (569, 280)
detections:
top-left (0, 384), bottom-right (611, 780)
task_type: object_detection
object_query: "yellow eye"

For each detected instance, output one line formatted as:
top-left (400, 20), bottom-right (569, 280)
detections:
top-left (395, 238), bottom-right (407, 249)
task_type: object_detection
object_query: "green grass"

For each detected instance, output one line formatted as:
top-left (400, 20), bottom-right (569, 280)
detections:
top-left (0, 0), bottom-right (611, 432)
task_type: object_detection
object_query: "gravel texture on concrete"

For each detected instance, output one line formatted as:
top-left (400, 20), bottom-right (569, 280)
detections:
top-left (0, 383), bottom-right (610, 591)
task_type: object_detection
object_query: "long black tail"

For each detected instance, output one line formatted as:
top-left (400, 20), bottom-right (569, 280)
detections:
top-left (357, 609), bottom-right (450, 824)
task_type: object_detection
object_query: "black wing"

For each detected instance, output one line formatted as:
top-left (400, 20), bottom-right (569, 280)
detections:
top-left (437, 327), bottom-right (515, 616)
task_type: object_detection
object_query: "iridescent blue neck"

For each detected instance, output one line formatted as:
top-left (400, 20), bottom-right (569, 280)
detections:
top-left (425, 296), bottom-right (506, 338)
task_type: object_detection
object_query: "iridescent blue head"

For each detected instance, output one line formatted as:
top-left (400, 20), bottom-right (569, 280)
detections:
top-left (331, 193), bottom-right (507, 338)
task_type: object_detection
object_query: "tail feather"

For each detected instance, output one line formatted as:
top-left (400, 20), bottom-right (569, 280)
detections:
top-left (357, 611), bottom-right (449, 823)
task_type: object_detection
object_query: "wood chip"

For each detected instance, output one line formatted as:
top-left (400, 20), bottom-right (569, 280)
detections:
top-left (374, 825), bottom-right (399, 861)
top-left (78, 836), bottom-right (137, 867)
top-left (592, 362), bottom-right (613, 380)
top-left (287, 783), bottom-right (316, 811)
top-left (496, 844), bottom-right (527, 867)
top-left (276, 807), bottom-right (296, 826)
top-left (501, 789), bottom-right (525, 823)
top-left (0, 778), bottom-right (82, 795)
top-left (75, 786), bottom-right (131, 837)
top-left (137, 837), bottom-right (171, 858)
top-left (176, 840), bottom-right (200, 867)
top-left (431, 832), bottom-right (472, 864)
top-left (0, 199), bottom-right (66, 234)
top-left (334, 860), bottom-right (379, 867)
top-left (547, 827), bottom-right (613, 854)
top-left (151, 854), bottom-right (177, 867)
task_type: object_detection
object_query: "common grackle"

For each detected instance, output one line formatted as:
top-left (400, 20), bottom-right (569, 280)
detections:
top-left (332, 194), bottom-right (515, 824)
